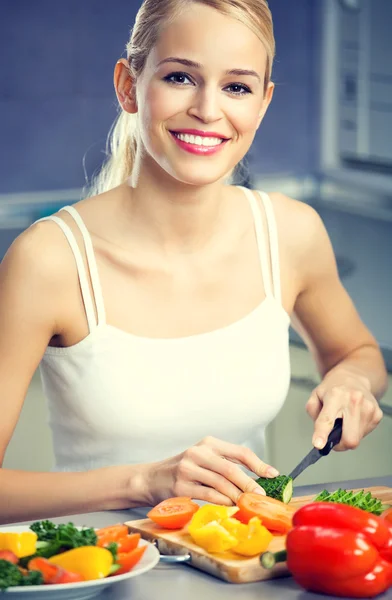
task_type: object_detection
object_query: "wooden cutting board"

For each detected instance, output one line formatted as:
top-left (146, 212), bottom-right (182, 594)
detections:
top-left (125, 486), bottom-right (392, 584)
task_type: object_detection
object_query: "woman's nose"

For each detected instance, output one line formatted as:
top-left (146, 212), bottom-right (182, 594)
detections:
top-left (187, 86), bottom-right (223, 123)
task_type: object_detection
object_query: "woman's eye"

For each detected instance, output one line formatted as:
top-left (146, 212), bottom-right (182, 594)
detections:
top-left (225, 83), bottom-right (252, 95)
top-left (163, 72), bottom-right (194, 86)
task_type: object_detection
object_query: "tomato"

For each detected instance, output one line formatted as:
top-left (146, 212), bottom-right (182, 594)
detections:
top-left (383, 507), bottom-right (392, 526)
top-left (115, 533), bottom-right (141, 553)
top-left (27, 557), bottom-right (83, 584)
top-left (99, 532), bottom-right (141, 553)
top-left (147, 497), bottom-right (199, 529)
top-left (114, 546), bottom-right (147, 575)
top-left (0, 550), bottom-right (18, 564)
top-left (96, 524), bottom-right (129, 545)
top-left (235, 493), bottom-right (294, 534)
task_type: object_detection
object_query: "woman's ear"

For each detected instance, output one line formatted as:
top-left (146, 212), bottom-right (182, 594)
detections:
top-left (256, 81), bottom-right (274, 129)
top-left (114, 58), bottom-right (137, 114)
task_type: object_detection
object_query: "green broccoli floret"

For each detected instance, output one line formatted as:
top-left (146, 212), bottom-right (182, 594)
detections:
top-left (0, 559), bottom-right (43, 590)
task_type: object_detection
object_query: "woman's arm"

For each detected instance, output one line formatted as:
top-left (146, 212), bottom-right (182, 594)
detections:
top-left (0, 224), bottom-right (148, 524)
top-left (286, 200), bottom-right (387, 450)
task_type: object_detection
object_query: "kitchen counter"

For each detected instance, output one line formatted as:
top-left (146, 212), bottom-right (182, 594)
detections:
top-left (12, 475), bottom-right (392, 599)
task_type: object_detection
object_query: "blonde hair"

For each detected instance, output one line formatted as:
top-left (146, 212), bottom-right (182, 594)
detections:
top-left (88, 0), bottom-right (275, 196)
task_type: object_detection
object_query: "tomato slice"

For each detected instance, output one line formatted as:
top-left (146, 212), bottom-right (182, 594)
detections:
top-left (114, 533), bottom-right (141, 554)
top-left (235, 493), bottom-right (294, 534)
top-left (0, 550), bottom-right (18, 564)
top-left (27, 557), bottom-right (83, 584)
top-left (114, 546), bottom-right (147, 575)
top-left (147, 497), bottom-right (199, 530)
top-left (96, 524), bottom-right (129, 545)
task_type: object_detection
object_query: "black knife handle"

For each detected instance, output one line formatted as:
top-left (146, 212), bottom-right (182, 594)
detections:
top-left (319, 418), bottom-right (343, 456)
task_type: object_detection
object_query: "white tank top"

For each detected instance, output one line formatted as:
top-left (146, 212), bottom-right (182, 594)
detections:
top-left (38, 187), bottom-right (291, 472)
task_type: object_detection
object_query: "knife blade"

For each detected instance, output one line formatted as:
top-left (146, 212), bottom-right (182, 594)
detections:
top-left (287, 418), bottom-right (343, 482)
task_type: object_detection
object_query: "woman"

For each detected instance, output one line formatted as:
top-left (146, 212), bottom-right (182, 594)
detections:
top-left (0, 0), bottom-right (387, 524)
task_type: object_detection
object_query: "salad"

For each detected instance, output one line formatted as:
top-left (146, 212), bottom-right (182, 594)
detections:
top-left (0, 520), bottom-right (146, 590)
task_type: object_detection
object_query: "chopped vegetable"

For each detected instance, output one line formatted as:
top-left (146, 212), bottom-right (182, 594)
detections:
top-left (114, 546), bottom-right (147, 575)
top-left (187, 504), bottom-right (238, 531)
top-left (313, 488), bottom-right (390, 515)
top-left (187, 504), bottom-right (273, 556)
top-left (187, 505), bottom-right (240, 553)
top-left (0, 551), bottom-right (18, 564)
top-left (223, 516), bottom-right (273, 557)
top-left (0, 531), bottom-right (37, 558)
top-left (147, 497), bottom-right (199, 529)
top-left (256, 475), bottom-right (293, 504)
top-left (115, 534), bottom-right (140, 554)
top-left (96, 524), bottom-right (129, 545)
top-left (48, 546), bottom-right (113, 581)
top-left (27, 557), bottom-right (84, 584)
top-left (20, 520), bottom-right (98, 565)
top-left (235, 493), bottom-right (294, 533)
top-left (189, 520), bottom-right (238, 553)
top-left (0, 559), bottom-right (43, 590)
top-left (0, 519), bottom-right (147, 589)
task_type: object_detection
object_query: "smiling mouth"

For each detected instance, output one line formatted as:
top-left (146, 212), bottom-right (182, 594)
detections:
top-left (170, 131), bottom-right (228, 147)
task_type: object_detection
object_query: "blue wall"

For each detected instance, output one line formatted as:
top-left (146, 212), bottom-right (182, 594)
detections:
top-left (0, 0), bottom-right (320, 194)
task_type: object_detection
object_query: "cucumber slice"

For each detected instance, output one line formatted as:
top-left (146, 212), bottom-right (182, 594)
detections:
top-left (256, 475), bottom-right (293, 503)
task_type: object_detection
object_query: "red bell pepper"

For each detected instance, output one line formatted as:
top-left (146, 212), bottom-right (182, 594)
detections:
top-left (379, 524), bottom-right (392, 563)
top-left (260, 502), bottom-right (392, 598)
top-left (293, 501), bottom-right (391, 550)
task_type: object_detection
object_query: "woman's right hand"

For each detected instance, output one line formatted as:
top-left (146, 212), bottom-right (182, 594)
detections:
top-left (139, 436), bottom-right (279, 506)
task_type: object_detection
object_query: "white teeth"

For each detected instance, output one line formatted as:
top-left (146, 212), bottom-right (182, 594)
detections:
top-left (173, 132), bottom-right (224, 147)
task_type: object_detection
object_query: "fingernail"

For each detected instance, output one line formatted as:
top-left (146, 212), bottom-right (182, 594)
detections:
top-left (313, 437), bottom-right (324, 449)
top-left (254, 486), bottom-right (266, 495)
top-left (267, 467), bottom-right (279, 478)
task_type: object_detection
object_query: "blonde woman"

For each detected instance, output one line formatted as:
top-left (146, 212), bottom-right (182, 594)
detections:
top-left (0, 0), bottom-right (387, 524)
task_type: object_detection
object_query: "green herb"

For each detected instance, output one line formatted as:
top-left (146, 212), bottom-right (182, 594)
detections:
top-left (313, 488), bottom-right (390, 515)
top-left (30, 520), bottom-right (97, 547)
top-left (0, 559), bottom-right (43, 590)
top-left (106, 542), bottom-right (118, 561)
top-left (19, 520), bottom-right (98, 567)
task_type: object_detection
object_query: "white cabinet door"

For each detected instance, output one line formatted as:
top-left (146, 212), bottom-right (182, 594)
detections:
top-left (265, 344), bottom-right (392, 486)
top-left (3, 371), bottom-right (54, 471)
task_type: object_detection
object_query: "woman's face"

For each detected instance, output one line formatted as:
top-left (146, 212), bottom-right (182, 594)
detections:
top-left (132, 3), bottom-right (273, 186)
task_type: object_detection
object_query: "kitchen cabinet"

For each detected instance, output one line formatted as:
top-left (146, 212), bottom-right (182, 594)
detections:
top-left (265, 343), bottom-right (392, 486)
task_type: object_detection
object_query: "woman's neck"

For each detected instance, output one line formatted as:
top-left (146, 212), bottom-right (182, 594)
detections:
top-left (121, 169), bottom-right (235, 255)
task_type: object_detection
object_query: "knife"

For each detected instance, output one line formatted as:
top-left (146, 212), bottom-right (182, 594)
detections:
top-left (286, 418), bottom-right (343, 482)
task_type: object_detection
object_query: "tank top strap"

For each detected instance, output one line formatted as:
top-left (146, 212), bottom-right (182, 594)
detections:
top-left (256, 190), bottom-right (282, 305)
top-left (37, 214), bottom-right (97, 333)
top-left (60, 206), bottom-right (106, 325)
top-left (239, 186), bottom-right (274, 298)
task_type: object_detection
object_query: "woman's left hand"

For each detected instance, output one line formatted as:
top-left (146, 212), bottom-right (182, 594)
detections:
top-left (306, 369), bottom-right (384, 451)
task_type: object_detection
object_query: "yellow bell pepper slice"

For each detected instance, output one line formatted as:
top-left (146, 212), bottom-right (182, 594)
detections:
top-left (188, 520), bottom-right (238, 553)
top-left (0, 532), bottom-right (37, 558)
top-left (223, 516), bottom-right (273, 557)
top-left (188, 504), bottom-right (239, 531)
top-left (49, 546), bottom-right (113, 581)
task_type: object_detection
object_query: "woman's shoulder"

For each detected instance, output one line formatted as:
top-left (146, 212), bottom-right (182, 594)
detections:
top-left (250, 189), bottom-right (333, 276)
top-left (257, 190), bottom-right (326, 247)
top-left (1, 215), bottom-right (79, 290)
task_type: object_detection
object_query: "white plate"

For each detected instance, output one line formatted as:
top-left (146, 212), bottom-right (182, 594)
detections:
top-left (0, 525), bottom-right (160, 599)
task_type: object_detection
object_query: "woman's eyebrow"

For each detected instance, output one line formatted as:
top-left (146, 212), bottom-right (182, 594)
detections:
top-left (157, 57), bottom-right (261, 81)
